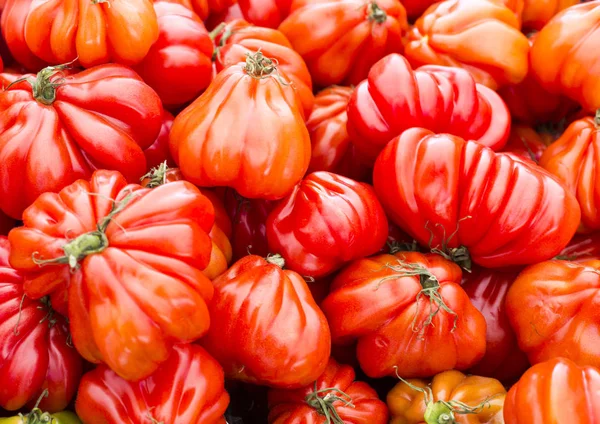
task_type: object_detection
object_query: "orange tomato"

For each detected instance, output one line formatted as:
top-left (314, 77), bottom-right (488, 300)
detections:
top-left (522, 0), bottom-right (578, 30)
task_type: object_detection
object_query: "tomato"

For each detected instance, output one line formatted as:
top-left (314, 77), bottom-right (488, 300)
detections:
top-left (238, 0), bottom-right (292, 28)
top-left (169, 51), bottom-right (310, 200)
top-left (387, 370), bottom-right (506, 424)
top-left (321, 251), bottom-right (486, 378)
top-left (405, 0), bottom-right (529, 90)
top-left (143, 110), bottom-right (176, 170)
top-left (279, 0), bottom-right (408, 87)
top-left (373, 128), bottom-right (581, 269)
top-left (266, 171), bottom-right (388, 278)
top-left (212, 19), bottom-right (314, 117)
top-left (268, 358), bottom-right (389, 424)
top-left (462, 266), bottom-right (530, 384)
top-left (204, 3), bottom-right (244, 30)
top-left (8, 170), bottom-right (216, 381)
top-left (500, 124), bottom-right (551, 163)
top-left (0, 211), bottom-right (14, 236)
top-left (0, 63), bottom-right (162, 219)
top-left (76, 344), bottom-right (229, 424)
top-left (201, 255), bottom-right (331, 388)
top-left (0, 237), bottom-right (82, 412)
top-left (135, 2), bottom-right (212, 108)
top-left (559, 232), bottom-right (600, 261)
top-left (531, 2), bottom-right (600, 112)
top-left (504, 357), bottom-right (600, 423)
top-left (522, 0), bottom-right (578, 31)
top-left (0, 410), bottom-right (81, 424)
top-left (347, 54), bottom-right (511, 163)
top-left (539, 116), bottom-right (600, 232)
top-left (156, 0), bottom-right (210, 20)
top-left (506, 259), bottom-right (600, 369)
top-left (2, 0), bottom-right (158, 69)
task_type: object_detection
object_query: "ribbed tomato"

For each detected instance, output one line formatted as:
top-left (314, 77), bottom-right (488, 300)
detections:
top-left (238, 0), bottom-right (292, 28)
top-left (157, 0), bottom-right (210, 20)
top-left (143, 110), bottom-right (176, 170)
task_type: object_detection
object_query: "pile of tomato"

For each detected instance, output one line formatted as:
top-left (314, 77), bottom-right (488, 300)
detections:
top-left (0, 0), bottom-right (599, 422)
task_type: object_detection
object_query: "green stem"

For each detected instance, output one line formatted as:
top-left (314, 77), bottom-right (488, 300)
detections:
top-left (368, 2), bottom-right (387, 23)
top-left (305, 384), bottom-right (354, 424)
top-left (424, 402), bottom-right (456, 424)
top-left (265, 254), bottom-right (285, 268)
top-left (141, 161), bottom-right (169, 188)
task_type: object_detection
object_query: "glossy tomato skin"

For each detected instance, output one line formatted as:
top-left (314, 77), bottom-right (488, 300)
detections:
top-left (267, 172), bottom-right (388, 278)
top-left (157, 0), bottom-right (210, 20)
top-left (143, 110), bottom-right (176, 170)
top-left (268, 358), bottom-right (389, 424)
top-left (201, 255), bottom-right (331, 388)
top-left (135, 2), bottom-right (212, 108)
top-left (506, 259), bottom-right (600, 369)
top-left (373, 128), bottom-right (581, 268)
top-left (504, 357), bottom-right (600, 423)
top-left (321, 251), bottom-right (486, 378)
top-left (404, 0), bottom-right (529, 90)
top-left (531, 2), bottom-right (600, 112)
top-left (0, 237), bottom-right (82, 413)
top-left (8, 170), bottom-right (216, 381)
top-left (0, 64), bottom-right (162, 219)
top-left (76, 344), bottom-right (230, 424)
top-left (539, 117), bottom-right (600, 232)
top-left (238, 0), bottom-right (292, 28)
top-left (279, 0), bottom-right (408, 87)
top-left (500, 124), bottom-right (551, 163)
top-left (387, 370), bottom-right (506, 424)
top-left (2, 0), bottom-right (158, 68)
top-left (462, 266), bottom-right (530, 384)
top-left (169, 54), bottom-right (311, 200)
top-left (347, 54), bottom-right (511, 163)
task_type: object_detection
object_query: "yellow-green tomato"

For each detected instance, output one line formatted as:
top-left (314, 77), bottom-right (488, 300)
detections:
top-left (0, 411), bottom-right (81, 424)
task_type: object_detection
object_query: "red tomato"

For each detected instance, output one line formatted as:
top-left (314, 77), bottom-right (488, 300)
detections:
top-left (0, 211), bottom-right (14, 236)
top-left (204, 2), bottom-right (244, 30)
top-left (8, 170), bottom-right (216, 381)
top-left (75, 344), bottom-right (230, 424)
top-left (405, 0), bottom-right (529, 90)
top-left (201, 255), bottom-right (331, 388)
top-left (506, 259), bottom-right (600, 369)
top-left (143, 110), bottom-right (176, 170)
top-left (279, 0), bottom-right (408, 87)
top-left (500, 124), bottom-right (551, 163)
top-left (212, 19), bottom-right (314, 117)
top-left (504, 357), bottom-right (600, 423)
top-left (462, 266), bottom-right (530, 384)
top-left (2, 0), bottom-right (158, 69)
top-left (522, 0), bottom-right (577, 30)
top-left (169, 51), bottom-right (310, 200)
top-left (0, 236), bottom-right (82, 412)
top-left (559, 232), bottom-right (600, 261)
top-left (321, 251), bottom-right (486, 378)
top-left (208, 0), bottom-right (236, 13)
top-left (347, 54), bottom-right (511, 164)
top-left (156, 0), bottom-right (210, 20)
top-left (373, 128), bottom-right (581, 269)
top-left (135, 2), bottom-right (212, 108)
top-left (539, 116), bottom-right (600, 232)
top-left (0, 63), bottom-right (163, 219)
top-left (268, 358), bottom-right (389, 424)
top-left (238, 0), bottom-right (292, 28)
top-left (266, 172), bottom-right (388, 278)
top-left (531, 2), bottom-right (600, 112)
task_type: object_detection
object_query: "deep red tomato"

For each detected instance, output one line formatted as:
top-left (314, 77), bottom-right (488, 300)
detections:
top-left (135, 1), bottom-right (212, 108)
top-left (539, 116), bottom-right (600, 232)
top-left (204, 2), bottom-right (244, 30)
top-left (76, 344), bottom-right (230, 424)
top-left (504, 357), bottom-right (600, 423)
top-left (0, 211), bottom-right (14, 236)
top-left (143, 110), bottom-right (176, 170)
top-left (1, 0), bottom-right (158, 69)
top-left (266, 171), bottom-right (388, 278)
top-left (506, 259), bottom-right (600, 369)
top-left (279, 0), bottom-right (408, 87)
top-left (462, 266), bottom-right (529, 384)
top-left (268, 358), bottom-right (389, 424)
top-left (156, 0), bottom-right (210, 20)
top-left (169, 51), bottom-right (310, 200)
top-left (373, 128), bottom-right (581, 269)
top-left (0, 237), bottom-right (82, 413)
top-left (500, 124), bottom-right (551, 163)
top-left (321, 251), bottom-right (486, 378)
top-left (521, 0), bottom-right (578, 30)
top-left (559, 232), bottom-right (600, 261)
top-left (347, 54), bottom-right (511, 163)
top-left (212, 19), bottom-right (314, 117)
top-left (0, 63), bottom-right (163, 219)
top-left (8, 170), bottom-right (216, 381)
top-left (201, 255), bottom-right (331, 388)
top-left (238, 0), bottom-right (292, 28)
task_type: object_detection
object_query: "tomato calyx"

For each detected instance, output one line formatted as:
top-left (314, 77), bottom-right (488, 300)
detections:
top-left (18, 390), bottom-right (55, 424)
top-left (367, 2), bottom-right (387, 24)
top-left (141, 161), bottom-right (170, 188)
top-left (91, 0), bottom-right (111, 6)
top-left (244, 51), bottom-right (289, 84)
top-left (5, 61), bottom-right (76, 106)
top-left (424, 219), bottom-right (472, 272)
top-left (265, 253), bottom-right (285, 268)
top-left (388, 240), bottom-right (421, 254)
top-left (305, 383), bottom-right (355, 424)
top-left (595, 109), bottom-right (600, 127)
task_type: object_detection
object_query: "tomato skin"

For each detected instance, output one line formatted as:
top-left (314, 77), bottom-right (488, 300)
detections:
top-left (156, 0), bottom-right (210, 20)
top-left (0, 412), bottom-right (81, 424)
top-left (135, 2), bottom-right (212, 108)
top-left (204, 3), bottom-right (244, 30)
top-left (373, 128), bottom-right (581, 268)
top-left (279, 0), bottom-right (408, 87)
top-left (0, 63), bottom-right (162, 219)
top-left (504, 357), bottom-right (600, 423)
top-left (387, 370), bottom-right (506, 424)
top-left (0, 237), bottom-right (82, 413)
top-left (143, 110), bottom-right (176, 170)
top-left (201, 255), bottom-right (331, 388)
top-left (268, 358), bottom-right (389, 424)
top-left (266, 172), bottom-right (388, 278)
top-left (347, 54), bottom-right (511, 163)
top-left (321, 251), bottom-right (486, 378)
top-left (8, 170), bottom-right (216, 381)
top-left (522, 0), bottom-right (577, 30)
top-left (75, 344), bottom-right (229, 424)
top-left (506, 259), bottom-right (600, 369)
top-left (238, 0), bottom-right (292, 28)
top-left (500, 124), bottom-right (550, 163)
